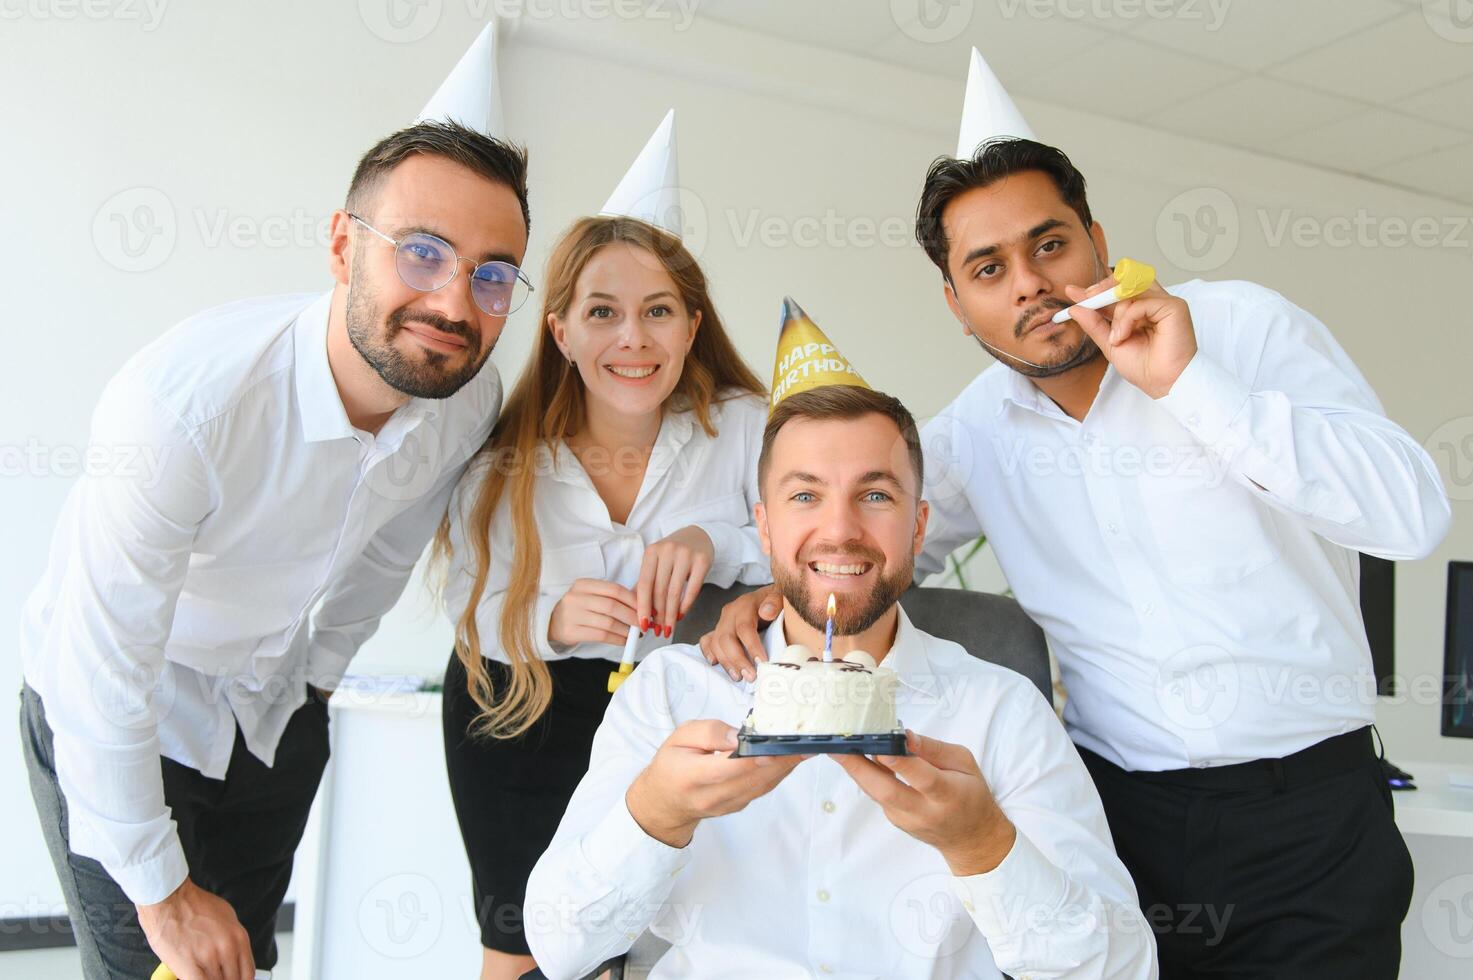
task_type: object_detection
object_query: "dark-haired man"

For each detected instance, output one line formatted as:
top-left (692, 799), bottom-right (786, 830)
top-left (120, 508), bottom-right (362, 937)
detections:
top-left (528, 381), bottom-right (1155, 980)
top-left (703, 52), bottom-right (1448, 978)
top-left (20, 81), bottom-right (531, 980)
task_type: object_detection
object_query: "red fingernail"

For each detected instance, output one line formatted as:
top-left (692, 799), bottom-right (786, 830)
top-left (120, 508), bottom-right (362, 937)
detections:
top-left (677, 612), bottom-right (684, 621)
top-left (640, 618), bottom-right (649, 632)
top-left (665, 625), bottom-right (673, 638)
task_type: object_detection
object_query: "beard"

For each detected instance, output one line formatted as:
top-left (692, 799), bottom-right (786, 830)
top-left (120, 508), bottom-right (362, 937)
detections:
top-left (771, 543), bottom-right (914, 638)
top-left (345, 267), bottom-right (491, 399)
top-left (983, 294), bottom-right (1103, 380)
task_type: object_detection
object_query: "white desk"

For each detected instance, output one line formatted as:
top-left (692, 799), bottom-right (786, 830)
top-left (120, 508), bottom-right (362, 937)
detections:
top-left (1393, 761), bottom-right (1473, 976)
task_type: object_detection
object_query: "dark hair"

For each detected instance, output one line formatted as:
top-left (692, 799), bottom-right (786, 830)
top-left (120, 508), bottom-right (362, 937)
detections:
top-left (915, 137), bottom-right (1092, 280)
top-left (758, 386), bottom-right (924, 496)
top-left (345, 121), bottom-right (531, 233)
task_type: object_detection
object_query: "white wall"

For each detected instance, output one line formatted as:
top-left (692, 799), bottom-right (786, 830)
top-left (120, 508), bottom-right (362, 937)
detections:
top-left (3, 3), bottom-right (1470, 920)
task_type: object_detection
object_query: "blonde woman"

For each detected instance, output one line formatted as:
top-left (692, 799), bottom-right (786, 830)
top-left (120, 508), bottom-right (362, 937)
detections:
top-left (436, 215), bottom-right (770, 979)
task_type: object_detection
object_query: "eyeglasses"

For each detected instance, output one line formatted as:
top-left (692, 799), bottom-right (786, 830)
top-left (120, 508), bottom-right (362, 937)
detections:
top-left (348, 213), bottom-right (534, 317)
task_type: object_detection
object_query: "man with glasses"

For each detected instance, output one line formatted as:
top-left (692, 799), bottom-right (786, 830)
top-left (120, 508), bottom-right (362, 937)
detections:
top-left (19, 119), bottom-right (531, 980)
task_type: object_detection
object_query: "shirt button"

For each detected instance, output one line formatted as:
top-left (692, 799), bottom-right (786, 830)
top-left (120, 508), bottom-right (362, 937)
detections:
top-left (1187, 413), bottom-right (1201, 427)
top-left (821, 800), bottom-right (836, 814)
top-left (819, 965), bottom-right (833, 974)
top-left (1143, 602), bottom-right (1155, 615)
top-left (963, 899), bottom-right (975, 912)
top-left (817, 889), bottom-right (830, 902)
top-left (1107, 522), bottom-right (1120, 535)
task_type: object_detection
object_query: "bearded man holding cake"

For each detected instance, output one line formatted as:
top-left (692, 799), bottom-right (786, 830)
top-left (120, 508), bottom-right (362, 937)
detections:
top-left (522, 302), bottom-right (1157, 979)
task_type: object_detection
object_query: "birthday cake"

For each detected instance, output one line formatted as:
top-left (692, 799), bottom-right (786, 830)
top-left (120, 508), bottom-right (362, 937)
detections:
top-left (749, 645), bottom-right (898, 736)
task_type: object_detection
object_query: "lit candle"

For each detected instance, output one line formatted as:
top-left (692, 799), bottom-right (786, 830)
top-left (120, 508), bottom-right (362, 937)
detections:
top-left (823, 593), bottom-right (836, 662)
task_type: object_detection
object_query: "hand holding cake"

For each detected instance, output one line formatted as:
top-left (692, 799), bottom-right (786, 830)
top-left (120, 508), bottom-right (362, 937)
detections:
top-left (625, 719), bottom-right (810, 848)
top-left (833, 729), bottom-right (1018, 877)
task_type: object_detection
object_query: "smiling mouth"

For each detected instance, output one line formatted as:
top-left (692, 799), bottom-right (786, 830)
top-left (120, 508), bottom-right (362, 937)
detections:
top-left (605, 364), bottom-right (659, 379)
top-left (808, 560), bottom-right (874, 578)
top-left (402, 322), bottom-right (470, 352)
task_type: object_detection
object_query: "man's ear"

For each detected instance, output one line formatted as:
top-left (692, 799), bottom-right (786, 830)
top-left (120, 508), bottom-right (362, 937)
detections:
top-left (1089, 221), bottom-right (1109, 272)
top-left (942, 280), bottom-right (972, 337)
top-left (327, 210), bottom-right (354, 287)
top-left (754, 500), bottom-right (772, 557)
top-left (912, 499), bottom-right (930, 558)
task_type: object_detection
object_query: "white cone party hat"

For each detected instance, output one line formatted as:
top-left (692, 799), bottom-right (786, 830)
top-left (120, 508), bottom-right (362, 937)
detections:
top-left (601, 109), bottom-right (683, 238)
top-left (955, 47), bottom-right (1035, 158)
top-left (417, 22), bottom-right (505, 137)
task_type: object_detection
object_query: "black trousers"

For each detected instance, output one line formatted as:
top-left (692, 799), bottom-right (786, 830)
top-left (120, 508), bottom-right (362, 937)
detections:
top-left (1080, 727), bottom-right (1413, 979)
top-left (20, 683), bottom-right (331, 979)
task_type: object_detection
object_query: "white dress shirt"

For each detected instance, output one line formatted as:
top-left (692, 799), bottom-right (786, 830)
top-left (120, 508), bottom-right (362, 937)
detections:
top-left (919, 278), bottom-right (1450, 772)
top-left (442, 392), bottom-right (772, 665)
top-left (20, 291), bottom-right (500, 903)
top-left (525, 607), bottom-right (1156, 980)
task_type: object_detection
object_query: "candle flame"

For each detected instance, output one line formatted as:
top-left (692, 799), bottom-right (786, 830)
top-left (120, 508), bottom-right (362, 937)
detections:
top-left (826, 593), bottom-right (836, 617)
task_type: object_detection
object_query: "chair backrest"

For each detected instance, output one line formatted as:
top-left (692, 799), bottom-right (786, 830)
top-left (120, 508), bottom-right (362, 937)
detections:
top-left (673, 583), bottom-right (1052, 703)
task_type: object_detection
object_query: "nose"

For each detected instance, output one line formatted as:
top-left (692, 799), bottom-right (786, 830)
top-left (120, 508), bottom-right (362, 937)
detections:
top-left (1012, 258), bottom-right (1052, 308)
top-left (616, 313), bottom-right (653, 350)
top-left (814, 495), bottom-right (864, 548)
top-left (422, 257), bottom-right (481, 328)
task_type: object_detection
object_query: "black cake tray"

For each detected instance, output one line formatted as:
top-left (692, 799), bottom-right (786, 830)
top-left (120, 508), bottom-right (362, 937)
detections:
top-left (733, 712), bottom-right (909, 758)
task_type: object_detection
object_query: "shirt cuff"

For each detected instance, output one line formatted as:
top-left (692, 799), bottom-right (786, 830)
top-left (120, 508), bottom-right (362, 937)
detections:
top-left (581, 794), bottom-right (694, 900)
top-left (1155, 350), bottom-right (1251, 450)
top-left (305, 641), bottom-right (355, 691)
top-left (536, 593), bottom-right (569, 658)
top-left (109, 839), bottom-right (191, 907)
top-left (952, 829), bottom-right (1068, 951)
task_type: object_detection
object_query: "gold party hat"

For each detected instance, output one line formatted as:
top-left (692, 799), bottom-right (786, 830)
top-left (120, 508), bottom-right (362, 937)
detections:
top-left (769, 297), bottom-right (869, 413)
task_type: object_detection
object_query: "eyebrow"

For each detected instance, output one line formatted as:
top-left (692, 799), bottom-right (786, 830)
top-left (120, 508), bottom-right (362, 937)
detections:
top-left (957, 217), bottom-right (1068, 268)
top-left (389, 224), bottom-right (520, 265)
top-left (585, 290), bottom-right (678, 303)
top-left (778, 470), bottom-right (905, 491)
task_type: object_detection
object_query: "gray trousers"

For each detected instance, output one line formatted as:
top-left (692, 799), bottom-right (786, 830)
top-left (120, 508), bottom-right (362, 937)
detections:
top-left (19, 684), bottom-right (330, 979)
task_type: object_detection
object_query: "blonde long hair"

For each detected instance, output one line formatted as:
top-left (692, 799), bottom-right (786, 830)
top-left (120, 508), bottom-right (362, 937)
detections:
top-left (433, 216), bottom-right (766, 739)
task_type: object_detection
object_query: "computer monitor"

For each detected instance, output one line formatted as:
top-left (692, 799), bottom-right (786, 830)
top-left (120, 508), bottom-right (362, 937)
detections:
top-left (1443, 560), bottom-right (1473, 739)
top-left (1360, 553), bottom-right (1396, 697)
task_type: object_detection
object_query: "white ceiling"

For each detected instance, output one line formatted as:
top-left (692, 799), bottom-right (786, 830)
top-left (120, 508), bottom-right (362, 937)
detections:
top-left (691, 0), bottom-right (1473, 205)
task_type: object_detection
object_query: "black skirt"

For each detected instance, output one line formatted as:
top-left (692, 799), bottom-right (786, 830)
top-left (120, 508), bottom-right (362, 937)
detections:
top-left (441, 651), bottom-right (618, 954)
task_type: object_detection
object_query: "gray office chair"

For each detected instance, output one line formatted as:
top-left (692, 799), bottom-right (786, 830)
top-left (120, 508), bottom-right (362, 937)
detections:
top-left (519, 582), bottom-right (1051, 980)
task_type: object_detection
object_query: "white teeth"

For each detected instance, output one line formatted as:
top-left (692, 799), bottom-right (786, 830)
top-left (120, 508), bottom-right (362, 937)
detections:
top-left (813, 562), bottom-right (867, 576)
top-left (607, 365), bottom-right (656, 379)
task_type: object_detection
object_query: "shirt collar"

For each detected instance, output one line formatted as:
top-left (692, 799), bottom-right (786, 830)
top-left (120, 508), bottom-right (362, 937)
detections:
top-left (293, 291), bottom-right (440, 444)
top-left (761, 602), bottom-right (931, 679)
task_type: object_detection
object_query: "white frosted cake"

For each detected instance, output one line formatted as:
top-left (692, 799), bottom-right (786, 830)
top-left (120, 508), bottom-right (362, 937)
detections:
top-left (750, 644), bottom-right (898, 736)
